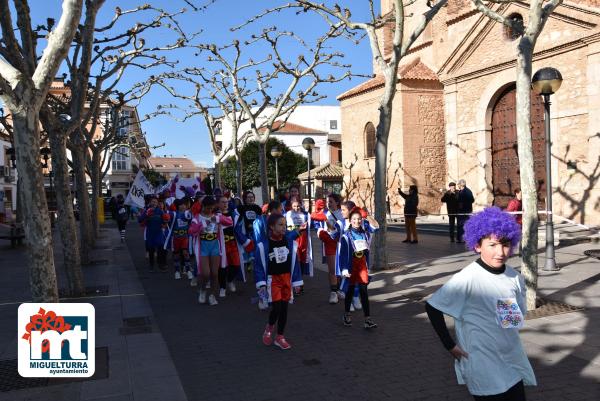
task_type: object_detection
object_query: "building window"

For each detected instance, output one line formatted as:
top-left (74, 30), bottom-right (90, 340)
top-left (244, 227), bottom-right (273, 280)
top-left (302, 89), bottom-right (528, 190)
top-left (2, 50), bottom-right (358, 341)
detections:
top-left (311, 147), bottom-right (320, 167)
top-left (111, 146), bottom-right (130, 171)
top-left (503, 13), bottom-right (523, 41)
top-left (329, 120), bottom-right (338, 130)
top-left (364, 122), bottom-right (376, 159)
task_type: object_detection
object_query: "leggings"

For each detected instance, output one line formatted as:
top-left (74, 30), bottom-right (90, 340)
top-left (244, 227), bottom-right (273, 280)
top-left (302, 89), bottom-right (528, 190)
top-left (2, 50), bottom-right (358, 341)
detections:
top-left (344, 283), bottom-right (370, 317)
top-left (473, 381), bottom-right (525, 401)
top-left (218, 265), bottom-right (238, 288)
top-left (268, 301), bottom-right (288, 335)
top-left (148, 248), bottom-right (166, 266)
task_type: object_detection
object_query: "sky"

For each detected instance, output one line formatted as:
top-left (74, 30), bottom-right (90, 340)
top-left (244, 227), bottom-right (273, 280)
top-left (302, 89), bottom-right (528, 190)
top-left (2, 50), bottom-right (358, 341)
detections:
top-left (29, 1), bottom-right (378, 166)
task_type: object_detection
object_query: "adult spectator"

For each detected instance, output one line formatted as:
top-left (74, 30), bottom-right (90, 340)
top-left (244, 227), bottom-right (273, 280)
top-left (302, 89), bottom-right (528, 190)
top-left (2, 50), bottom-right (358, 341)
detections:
top-left (456, 179), bottom-right (474, 243)
top-left (398, 185), bottom-right (419, 244)
top-left (441, 182), bottom-right (459, 242)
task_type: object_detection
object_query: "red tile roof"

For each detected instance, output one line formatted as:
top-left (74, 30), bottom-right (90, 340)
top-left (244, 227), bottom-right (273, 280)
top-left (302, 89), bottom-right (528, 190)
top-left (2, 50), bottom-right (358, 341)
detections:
top-left (297, 163), bottom-right (343, 180)
top-left (260, 120), bottom-right (327, 135)
top-left (148, 157), bottom-right (202, 172)
top-left (337, 58), bottom-right (438, 101)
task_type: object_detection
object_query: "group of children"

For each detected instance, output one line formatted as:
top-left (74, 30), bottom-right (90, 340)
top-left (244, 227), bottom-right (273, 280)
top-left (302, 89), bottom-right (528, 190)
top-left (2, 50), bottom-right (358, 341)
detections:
top-left (131, 180), bottom-right (536, 400)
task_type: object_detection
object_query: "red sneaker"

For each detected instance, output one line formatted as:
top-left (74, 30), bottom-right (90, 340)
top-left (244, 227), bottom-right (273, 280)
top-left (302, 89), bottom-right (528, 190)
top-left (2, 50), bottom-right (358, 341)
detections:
top-left (262, 324), bottom-right (274, 346)
top-left (274, 335), bottom-right (291, 350)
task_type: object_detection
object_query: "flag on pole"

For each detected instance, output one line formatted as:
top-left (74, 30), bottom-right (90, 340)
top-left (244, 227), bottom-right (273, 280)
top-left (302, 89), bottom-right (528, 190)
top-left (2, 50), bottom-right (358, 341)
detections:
top-left (125, 170), bottom-right (154, 208)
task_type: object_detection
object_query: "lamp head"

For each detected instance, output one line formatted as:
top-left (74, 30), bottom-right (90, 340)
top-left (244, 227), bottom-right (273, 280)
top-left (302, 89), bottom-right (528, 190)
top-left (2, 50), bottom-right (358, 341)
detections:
top-left (270, 145), bottom-right (282, 158)
top-left (532, 67), bottom-right (562, 95)
top-left (302, 137), bottom-right (315, 151)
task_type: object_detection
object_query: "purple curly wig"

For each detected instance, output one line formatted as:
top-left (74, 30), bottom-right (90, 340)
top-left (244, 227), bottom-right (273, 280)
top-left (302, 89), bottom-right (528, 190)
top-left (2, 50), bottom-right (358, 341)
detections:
top-left (463, 207), bottom-right (521, 253)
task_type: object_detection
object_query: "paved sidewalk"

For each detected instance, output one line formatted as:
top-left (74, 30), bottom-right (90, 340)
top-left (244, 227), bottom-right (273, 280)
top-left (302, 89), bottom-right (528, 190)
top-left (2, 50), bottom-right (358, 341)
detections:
top-left (0, 222), bottom-right (186, 401)
top-left (1, 222), bottom-right (598, 400)
top-left (124, 227), bottom-right (599, 400)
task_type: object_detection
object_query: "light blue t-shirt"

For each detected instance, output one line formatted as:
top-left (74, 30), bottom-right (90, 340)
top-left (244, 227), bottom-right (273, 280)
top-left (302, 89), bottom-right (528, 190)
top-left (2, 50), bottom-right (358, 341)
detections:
top-left (428, 262), bottom-right (536, 396)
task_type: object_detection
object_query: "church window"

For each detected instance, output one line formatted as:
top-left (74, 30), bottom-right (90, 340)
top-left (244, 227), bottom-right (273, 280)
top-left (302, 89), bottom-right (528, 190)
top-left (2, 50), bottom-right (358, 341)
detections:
top-left (364, 122), bottom-right (376, 159)
top-left (503, 13), bottom-right (524, 41)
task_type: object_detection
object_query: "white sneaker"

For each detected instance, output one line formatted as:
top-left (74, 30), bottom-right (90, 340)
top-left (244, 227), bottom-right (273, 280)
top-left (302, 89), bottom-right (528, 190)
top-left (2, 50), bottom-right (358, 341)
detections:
top-left (174, 271), bottom-right (181, 280)
top-left (208, 294), bottom-right (218, 306)
top-left (205, 282), bottom-right (211, 289)
top-left (353, 296), bottom-right (362, 310)
top-left (328, 291), bottom-right (338, 304)
top-left (258, 298), bottom-right (269, 311)
top-left (219, 288), bottom-right (226, 298)
top-left (187, 271), bottom-right (193, 280)
top-left (227, 281), bottom-right (237, 293)
top-left (350, 304), bottom-right (355, 312)
top-left (190, 277), bottom-right (198, 287)
top-left (198, 290), bottom-right (206, 304)
top-left (337, 290), bottom-right (346, 300)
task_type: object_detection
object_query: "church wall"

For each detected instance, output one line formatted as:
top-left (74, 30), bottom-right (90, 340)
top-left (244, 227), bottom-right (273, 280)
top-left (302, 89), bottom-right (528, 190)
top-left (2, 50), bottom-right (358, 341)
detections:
top-left (339, 87), bottom-right (405, 213)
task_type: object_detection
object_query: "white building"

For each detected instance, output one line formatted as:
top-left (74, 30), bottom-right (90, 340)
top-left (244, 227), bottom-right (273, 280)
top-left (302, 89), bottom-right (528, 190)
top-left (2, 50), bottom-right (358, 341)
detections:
top-left (214, 105), bottom-right (342, 167)
top-left (0, 133), bottom-right (18, 221)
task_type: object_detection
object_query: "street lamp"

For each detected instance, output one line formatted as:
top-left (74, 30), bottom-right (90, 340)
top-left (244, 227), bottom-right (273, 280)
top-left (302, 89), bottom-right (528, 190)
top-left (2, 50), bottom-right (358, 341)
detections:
top-left (270, 145), bottom-right (282, 194)
top-left (302, 137), bottom-right (315, 212)
top-left (532, 67), bottom-right (562, 271)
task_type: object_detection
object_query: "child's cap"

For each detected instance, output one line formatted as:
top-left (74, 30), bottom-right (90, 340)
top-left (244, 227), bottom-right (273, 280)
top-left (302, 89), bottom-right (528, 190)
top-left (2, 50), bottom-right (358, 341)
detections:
top-left (464, 207), bottom-right (521, 252)
top-left (315, 199), bottom-right (326, 211)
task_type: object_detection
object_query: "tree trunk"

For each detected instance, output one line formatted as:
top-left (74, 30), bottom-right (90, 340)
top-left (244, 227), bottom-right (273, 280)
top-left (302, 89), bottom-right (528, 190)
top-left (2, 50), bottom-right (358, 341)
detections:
top-left (236, 150), bottom-right (243, 196)
top-left (13, 111), bottom-right (59, 302)
top-left (373, 102), bottom-right (393, 270)
top-left (258, 141), bottom-right (269, 202)
top-left (90, 150), bottom-right (101, 235)
top-left (71, 139), bottom-right (94, 263)
top-left (516, 37), bottom-right (539, 311)
top-left (49, 131), bottom-right (85, 296)
top-left (214, 160), bottom-right (222, 190)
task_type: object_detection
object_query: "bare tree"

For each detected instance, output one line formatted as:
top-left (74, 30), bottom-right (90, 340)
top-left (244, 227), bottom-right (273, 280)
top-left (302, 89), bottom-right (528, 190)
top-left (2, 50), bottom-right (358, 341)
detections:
top-left (472, 0), bottom-right (562, 310)
top-left (0, 0), bottom-right (83, 301)
top-left (285, 0), bottom-right (447, 270)
top-left (226, 20), bottom-right (352, 202)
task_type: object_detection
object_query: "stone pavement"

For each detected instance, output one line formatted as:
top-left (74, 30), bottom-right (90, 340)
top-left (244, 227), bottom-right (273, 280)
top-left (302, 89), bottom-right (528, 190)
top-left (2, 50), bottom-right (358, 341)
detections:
top-left (1, 221), bottom-right (599, 400)
top-left (0, 223), bottom-right (186, 401)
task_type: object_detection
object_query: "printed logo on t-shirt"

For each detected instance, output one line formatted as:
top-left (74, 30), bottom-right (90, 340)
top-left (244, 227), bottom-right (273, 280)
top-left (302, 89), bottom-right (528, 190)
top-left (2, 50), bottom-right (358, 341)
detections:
top-left (292, 214), bottom-right (304, 226)
top-left (245, 211), bottom-right (256, 220)
top-left (496, 298), bottom-right (524, 329)
top-left (269, 246), bottom-right (289, 264)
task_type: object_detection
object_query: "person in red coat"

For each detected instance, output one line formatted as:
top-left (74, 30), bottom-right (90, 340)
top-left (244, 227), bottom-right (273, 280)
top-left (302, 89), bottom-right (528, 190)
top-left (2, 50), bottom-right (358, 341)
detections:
top-left (506, 188), bottom-right (522, 225)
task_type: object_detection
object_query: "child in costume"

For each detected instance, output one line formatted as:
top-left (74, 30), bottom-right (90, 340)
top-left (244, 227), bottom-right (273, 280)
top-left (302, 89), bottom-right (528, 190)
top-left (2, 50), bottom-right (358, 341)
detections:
top-left (164, 198), bottom-right (193, 280)
top-left (115, 194), bottom-right (129, 243)
top-left (217, 195), bottom-right (244, 297)
top-left (252, 201), bottom-right (283, 310)
top-left (138, 196), bottom-right (169, 272)
top-left (285, 198), bottom-right (313, 278)
top-left (190, 196), bottom-right (232, 306)
top-left (258, 213), bottom-right (305, 350)
top-left (339, 207), bottom-right (378, 329)
top-left (234, 191), bottom-right (263, 265)
top-left (425, 207), bottom-right (535, 400)
top-left (311, 194), bottom-right (344, 304)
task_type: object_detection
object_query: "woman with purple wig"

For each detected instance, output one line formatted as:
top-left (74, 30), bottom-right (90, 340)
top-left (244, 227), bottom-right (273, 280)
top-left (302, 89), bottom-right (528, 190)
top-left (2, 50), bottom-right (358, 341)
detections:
top-left (425, 207), bottom-right (536, 400)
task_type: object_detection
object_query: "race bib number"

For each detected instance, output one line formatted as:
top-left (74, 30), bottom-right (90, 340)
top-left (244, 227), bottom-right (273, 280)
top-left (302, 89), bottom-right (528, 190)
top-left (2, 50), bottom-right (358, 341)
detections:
top-left (177, 218), bottom-right (188, 229)
top-left (205, 222), bottom-right (216, 233)
top-left (292, 215), bottom-right (305, 226)
top-left (353, 239), bottom-right (368, 252)
top-left (245, 211), bottom-right (256, 220)
top-left (272, 246), bottom-right (289, 264)
top-left (496, 298), bottom-right (524, 329)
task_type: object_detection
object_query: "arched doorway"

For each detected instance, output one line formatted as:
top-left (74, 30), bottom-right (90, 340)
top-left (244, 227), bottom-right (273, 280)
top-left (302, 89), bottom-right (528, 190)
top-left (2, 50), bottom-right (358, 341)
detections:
top-left (491, 85), bottom-right (546, 208)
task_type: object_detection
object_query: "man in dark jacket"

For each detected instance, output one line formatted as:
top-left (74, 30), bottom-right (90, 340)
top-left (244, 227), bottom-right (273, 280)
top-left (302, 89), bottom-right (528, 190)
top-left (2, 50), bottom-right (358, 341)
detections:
top-left (441, 182), bottom-right (459, 242)
top-left (456, 179), bottom-right (474, 243)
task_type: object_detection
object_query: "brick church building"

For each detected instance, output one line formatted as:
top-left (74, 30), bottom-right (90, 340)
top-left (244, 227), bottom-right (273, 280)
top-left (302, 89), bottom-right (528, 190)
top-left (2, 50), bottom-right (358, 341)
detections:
top-left (339, 0), bottom-right (600, 225)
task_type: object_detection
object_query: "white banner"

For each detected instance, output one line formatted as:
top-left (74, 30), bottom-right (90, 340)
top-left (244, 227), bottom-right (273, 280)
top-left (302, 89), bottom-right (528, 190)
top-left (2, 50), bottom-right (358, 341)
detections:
top-left (125, 171), bottom-right (154, 208)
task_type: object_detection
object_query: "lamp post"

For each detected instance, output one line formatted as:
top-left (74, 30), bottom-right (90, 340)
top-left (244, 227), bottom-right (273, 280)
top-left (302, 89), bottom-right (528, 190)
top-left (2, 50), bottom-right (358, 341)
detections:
top-left (302, 137), bottom-right (315, 212)
top-left (532, 67), bottom-right (562, 271)
top-left (270, 145), bottom-right (282, 195)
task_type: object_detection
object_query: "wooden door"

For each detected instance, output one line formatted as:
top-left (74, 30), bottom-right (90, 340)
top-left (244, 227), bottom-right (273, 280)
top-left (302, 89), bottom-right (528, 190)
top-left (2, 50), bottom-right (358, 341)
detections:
top-left (491, 86), bottom-right (546, 208)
